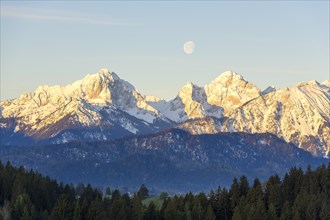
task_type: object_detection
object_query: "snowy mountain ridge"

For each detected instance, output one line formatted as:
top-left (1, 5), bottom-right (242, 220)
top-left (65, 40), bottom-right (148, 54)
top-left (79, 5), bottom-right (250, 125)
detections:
top-left (0, 68), bottom-right (171, 143)
top-left (176, 78), bottom-right (330, 157)
top-left (1, 68), bottom-right (329, 157)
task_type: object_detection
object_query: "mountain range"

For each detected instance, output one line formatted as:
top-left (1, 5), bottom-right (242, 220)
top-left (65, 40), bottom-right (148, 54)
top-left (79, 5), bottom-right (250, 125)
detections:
top-left (1, 68), bottom-right (329, 158)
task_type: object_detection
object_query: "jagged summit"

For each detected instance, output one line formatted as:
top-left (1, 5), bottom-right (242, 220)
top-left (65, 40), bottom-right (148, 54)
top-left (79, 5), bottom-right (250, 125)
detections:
top-left (308, 80), bottom-right (320, 85)
top-left (203, 70), bottom-right (260, 111)
top-left (80, 68), bottom-right (120, 86)
top-left (295, 80), bottom-right (321, 87)
top-left (184, 81), bottom-right (196, 87)
top-left (98, 68), bottom-right (111, 75)
top-left (177, 71), bottom-right (246, 93)
top-left (97, 68), bottom-right (120, 81)
top-left (179, 81), bottom-right (200, 92)
top-left (20, 68), bottom-right (122, 106)
top-left (0, 68), bottom-right (172, 144)
top-left (212, 70), bottom-right (245, 83)
top-left (321, 80), bottom-right (330, 87)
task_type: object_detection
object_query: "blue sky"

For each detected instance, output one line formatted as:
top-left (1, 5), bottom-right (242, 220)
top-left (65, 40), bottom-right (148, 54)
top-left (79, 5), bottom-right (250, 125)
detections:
top-left (1, 1), bottom-right (329, 101)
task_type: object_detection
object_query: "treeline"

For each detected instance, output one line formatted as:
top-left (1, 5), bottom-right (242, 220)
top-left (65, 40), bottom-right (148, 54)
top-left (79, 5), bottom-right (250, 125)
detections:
top-left (0, 161), bottom-right (329, 220)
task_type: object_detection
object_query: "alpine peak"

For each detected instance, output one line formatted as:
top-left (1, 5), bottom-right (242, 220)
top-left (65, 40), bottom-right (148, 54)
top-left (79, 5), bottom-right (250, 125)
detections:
top-left (203, 70), bottom-right (260, 111)
top-left (96, 68), bottom-right (120, 81)
top-left (322, 80), bottom-right (330, 87)
top-left (295, 80), bottom-right (321, 88)
top-left (212, 70), bottom-right (244, 83)
top-left (98, 68), bottom-right (110, 75)
top-left (183, 82), bottom-right (197, 89)
top-left (307, 80), bottom-right (320, 85)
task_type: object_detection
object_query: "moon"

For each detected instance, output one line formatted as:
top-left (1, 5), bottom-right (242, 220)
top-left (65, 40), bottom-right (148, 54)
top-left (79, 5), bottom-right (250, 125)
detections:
top-left (183, 41), bottom-right (195, 55)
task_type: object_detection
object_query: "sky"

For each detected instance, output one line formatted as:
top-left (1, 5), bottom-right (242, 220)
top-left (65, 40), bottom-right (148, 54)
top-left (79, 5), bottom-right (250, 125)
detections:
top-left (1, 1), bottom-right (329, 101)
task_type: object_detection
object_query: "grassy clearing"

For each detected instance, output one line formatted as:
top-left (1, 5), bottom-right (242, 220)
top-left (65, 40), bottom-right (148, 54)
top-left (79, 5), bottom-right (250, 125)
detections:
top-left (142, 196), bottom-right (164, 209)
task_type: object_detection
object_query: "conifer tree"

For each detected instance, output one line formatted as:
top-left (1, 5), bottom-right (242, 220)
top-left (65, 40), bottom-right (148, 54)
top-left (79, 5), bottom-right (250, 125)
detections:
top-left (143, 202), bottom-right (158, 220)
top-left (50, 194), bottom-right (73, 220)
top-left (265, 174), bottom-right (282, 216)
top-left (0, 200), bottom-right (11, 220)
top-left (230, 178), bottom-right (240, 210)
top-left (11, 175), bottom-right (26, 202)
top-left (245, 179), bottom-right (267, 220)
top-left (267, 203), bottom-right (278, 220)
top-left (137, 184), bottom-right (149, 200)
top-left (131, 195), bottom-right (143, 220)
top-left (217, 188), bottom-right (231, 220)
top-left (320, 200), bottom-right (330, 220)
top-left (80, 198), bottom-right (89, 220)
top-left (105, 187), bottom-right (111, 196)
top-left (196, 192), bottom-right (208, 212)
top-left (205, 204), bottom-right (216, 220)
top-left (280, 201), bottom-right (292, 220)
top-left (109, 197), bottom-right (129, 220)
top-left (320, 163), bottom-right (330, 220)
top-left (73, 200), bottom-right (81, 220)
top-left (239, 176), bottom-right (249, 197)
top-left (292, 191), bottom-right (308, 220)
top-left (111, 189), bottom-right (121, 203)
top-left (191, 200), bottom-right (203, 220)
top-left (12, 193), bottom-right (37, 220)
top-left (87, 196), bottom-right (106, 220)
top-left (232, 206), bottom-right (243, 220)
top-left (253, 198), bottom-right (267, 220)
top-left (184, 203), bottom-right (192, 220)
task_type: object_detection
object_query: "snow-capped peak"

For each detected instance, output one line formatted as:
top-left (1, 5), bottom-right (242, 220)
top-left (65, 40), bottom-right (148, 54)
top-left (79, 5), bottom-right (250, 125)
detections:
top-left (0, 68), bottom-right (173, 142)
top-left (179, 82), bottom-right (197, 93)
top-left (98, 68), bottom-right (110, 75)
top-left (204, 70), bottom-right (260, 113)
top-left (178, 82), bottom-right (197, 101)
top-left (211, 70), bottom-right (245, 84)
top-left (97, 68), bottom-right (120, 81)
top-left (295, 80), bottom-right (322, 88)
top-left (308, 80), bottom-right (319, 85)
top-left (321, 80), bottom-right (330, 87)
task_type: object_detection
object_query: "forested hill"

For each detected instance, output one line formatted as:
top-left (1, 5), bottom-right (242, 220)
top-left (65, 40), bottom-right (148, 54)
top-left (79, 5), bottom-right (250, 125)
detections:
top-left (2, 129), bottom-right (327, 192)
top-left (0, 161), bottom-right (329, 220)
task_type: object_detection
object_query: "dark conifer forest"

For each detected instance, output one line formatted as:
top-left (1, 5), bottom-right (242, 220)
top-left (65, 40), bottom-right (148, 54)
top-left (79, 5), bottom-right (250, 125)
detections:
top-left (0, 161), bottom-right (329, 220)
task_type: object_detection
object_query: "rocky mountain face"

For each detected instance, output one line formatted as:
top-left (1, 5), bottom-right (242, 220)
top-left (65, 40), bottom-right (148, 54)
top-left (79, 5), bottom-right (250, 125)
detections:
top-left (1, 68), bottom-right (329, 157)
top-left (148, 82), bottom-right (224, 123)
top-left (1, 129), bottom-right (325, 191)
top-left (177, 80), bottom-right (330, 157)
top-left (147, 71), bottom-right (261, 122)
top-left (0, 68), bottom-right (171, 145)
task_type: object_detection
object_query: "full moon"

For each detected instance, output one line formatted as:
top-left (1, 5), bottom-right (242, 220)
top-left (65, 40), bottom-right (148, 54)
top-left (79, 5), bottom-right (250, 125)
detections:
top-left (183, 41), bottom-right (195, 55)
